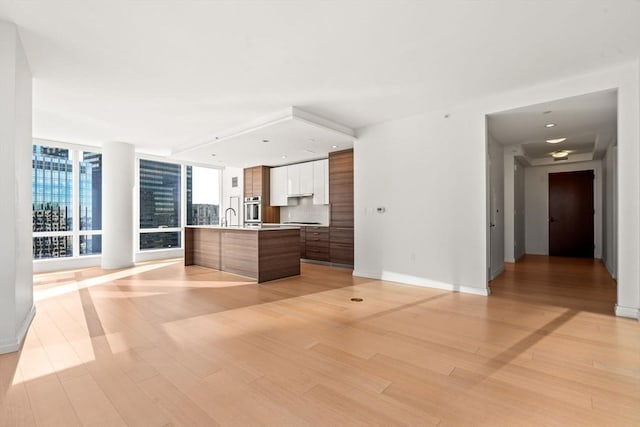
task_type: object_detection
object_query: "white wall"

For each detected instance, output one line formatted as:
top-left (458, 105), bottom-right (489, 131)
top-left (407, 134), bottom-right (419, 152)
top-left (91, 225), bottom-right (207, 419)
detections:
top-left (355, 108), bottom-right (490, 295)
top-left (524, 161), bottom-right (603, 258)
top-left (221, 166), bottom-right (243, 226)
top-left (514, 159), bottom-right (526, 260)
top-left (0, 21), bottom-right (34, 354)
top-left (488, 134), bottom-right (504, 278)
top-left (354, 61), bottom-right (640, 318)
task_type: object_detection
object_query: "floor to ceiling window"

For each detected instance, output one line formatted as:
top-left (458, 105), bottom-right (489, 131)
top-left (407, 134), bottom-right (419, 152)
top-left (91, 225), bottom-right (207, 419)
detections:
top-left (32, 144), bottom-right (102, 259)
top-left (138, 159), bottom-right (221, 251)
top-left (139, 159), bottom-right (182, 250)
top-left (186, 165), bottom-right (220, 226)
top-left (79, 151), bottom-right (102, 255)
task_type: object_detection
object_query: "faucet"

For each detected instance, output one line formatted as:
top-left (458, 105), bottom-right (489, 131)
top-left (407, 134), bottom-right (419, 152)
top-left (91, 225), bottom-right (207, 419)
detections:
top-left (222, 207), bottom-right (237, 227)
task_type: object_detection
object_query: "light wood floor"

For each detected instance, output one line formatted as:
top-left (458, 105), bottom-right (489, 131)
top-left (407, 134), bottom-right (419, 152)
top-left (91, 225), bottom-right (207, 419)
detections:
top-left (1, 256), bottom-right (638, 426)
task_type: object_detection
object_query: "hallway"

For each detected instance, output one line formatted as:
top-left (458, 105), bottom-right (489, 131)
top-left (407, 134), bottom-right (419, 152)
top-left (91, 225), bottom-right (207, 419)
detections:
top-left (490, 255), bottom-right (618, 315)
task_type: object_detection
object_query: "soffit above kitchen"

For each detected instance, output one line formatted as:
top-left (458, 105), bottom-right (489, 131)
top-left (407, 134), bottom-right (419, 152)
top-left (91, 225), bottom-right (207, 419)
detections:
top-left (172, 107), bottom-right (355, 168)
top-left (487, 89), bottom-right (617, 164)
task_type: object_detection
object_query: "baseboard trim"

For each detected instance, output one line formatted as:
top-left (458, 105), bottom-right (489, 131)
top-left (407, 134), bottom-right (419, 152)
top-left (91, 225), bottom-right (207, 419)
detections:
top-left (614, 304), bottom-right (640, 320)
top-left (353, 270), bottom-right (490, 296)
top-left (0, 305), bottom-right (36, 354)
top-left (135, 248), bottom-right (184, 263)
top-left (34, 255), bottom-right (101, 273)
top-left (490, 264), bottom-right (505, 281)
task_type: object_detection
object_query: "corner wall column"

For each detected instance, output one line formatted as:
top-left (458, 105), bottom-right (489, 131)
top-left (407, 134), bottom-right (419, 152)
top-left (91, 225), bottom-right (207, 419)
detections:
top-left (0, 21), bottom-right (35, 354)
top-left (102, 141), bottom-right (135, 269)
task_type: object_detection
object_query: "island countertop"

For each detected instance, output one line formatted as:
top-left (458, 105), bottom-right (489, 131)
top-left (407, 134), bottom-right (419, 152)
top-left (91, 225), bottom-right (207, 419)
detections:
top-left (184, 226), bottom-right (300, 282)
top-left (184, 224), bottom-right (301, 231)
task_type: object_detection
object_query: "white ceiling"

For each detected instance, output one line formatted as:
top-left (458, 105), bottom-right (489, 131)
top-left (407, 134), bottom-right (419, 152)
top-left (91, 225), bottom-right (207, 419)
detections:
top-left (1, 1), bottom-right (639, 166)
top-left (487, 90), bottom-right (617, 161)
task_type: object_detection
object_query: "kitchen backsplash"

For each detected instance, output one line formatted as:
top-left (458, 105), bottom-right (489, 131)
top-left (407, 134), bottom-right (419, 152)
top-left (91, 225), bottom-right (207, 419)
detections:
top-left (280, 196), bottom-right (329, 225)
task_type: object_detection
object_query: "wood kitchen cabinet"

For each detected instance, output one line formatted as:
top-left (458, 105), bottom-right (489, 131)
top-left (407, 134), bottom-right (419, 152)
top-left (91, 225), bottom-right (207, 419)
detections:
top-left (299, 227), bottom-right (306, 258)
top-left (244, 166), bottom-right (264, 198)
top-left (244, 166), bottom-right (280, 223)
top-left (329, 149), bottom-right (354, 265)
top-left (304, 226), bottom-right (329, 262)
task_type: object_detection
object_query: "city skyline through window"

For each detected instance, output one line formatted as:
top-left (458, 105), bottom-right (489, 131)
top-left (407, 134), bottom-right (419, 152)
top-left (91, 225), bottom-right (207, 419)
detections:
top-left (139, 159), bottom-right (182, 250)
top-left (32, 144), bottom-right (102, 259)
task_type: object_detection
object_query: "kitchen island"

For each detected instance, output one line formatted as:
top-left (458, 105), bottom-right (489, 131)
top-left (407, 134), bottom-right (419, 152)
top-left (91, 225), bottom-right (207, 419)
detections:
top-left (184, 225), bottom-right (300, 283)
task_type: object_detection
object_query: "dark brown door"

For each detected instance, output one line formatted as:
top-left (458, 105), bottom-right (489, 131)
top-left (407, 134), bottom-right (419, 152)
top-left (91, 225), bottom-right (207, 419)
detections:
top-left (549, 170), bottom-right (594, 257)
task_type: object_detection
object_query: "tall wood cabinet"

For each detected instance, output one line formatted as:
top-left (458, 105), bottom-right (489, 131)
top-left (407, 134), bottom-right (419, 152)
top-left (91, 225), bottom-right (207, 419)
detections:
top-left (329, 149), bottom-right (354, 265)
top-left (244, 166), bottom-right (280, 223)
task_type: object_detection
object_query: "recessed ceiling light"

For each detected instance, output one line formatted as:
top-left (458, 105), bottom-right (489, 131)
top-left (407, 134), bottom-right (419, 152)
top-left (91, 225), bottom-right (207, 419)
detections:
top-left (331, 145), bottom-right (338, 149)
top-left (281, 155), bottom-right (287, 159)
top-left (211, 154), bottom-right (216, 157)
top-left (546, 137), bottom-right (567, 144)
top-left (262, 139), bottom-right (270, 143)
top-left (551, 150), bottom-right (569, 158)
top-left (545, 123), bottom-right (556, 128)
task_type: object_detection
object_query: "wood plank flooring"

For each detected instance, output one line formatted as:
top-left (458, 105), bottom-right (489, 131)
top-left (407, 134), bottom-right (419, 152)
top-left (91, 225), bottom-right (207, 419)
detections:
top-left (1, 255), bottom-right (638, 426)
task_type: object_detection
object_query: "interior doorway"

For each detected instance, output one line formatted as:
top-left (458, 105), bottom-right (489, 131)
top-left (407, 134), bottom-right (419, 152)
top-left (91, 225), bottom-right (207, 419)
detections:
top-left (549, 170), bottom-right (594, 257)
top-left (485, 89), bottom-right (618, 313)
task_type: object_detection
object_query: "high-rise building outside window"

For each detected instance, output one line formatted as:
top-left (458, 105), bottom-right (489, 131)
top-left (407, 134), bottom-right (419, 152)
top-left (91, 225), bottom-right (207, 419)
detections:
top-left (139, 159), bottom-right (182, 250)
top-left (79, 151), bottom-right (102, 255)
top-left (32, 144), bottom-right (102, 259)
top-left (32, 145), bottom-right (73, 258)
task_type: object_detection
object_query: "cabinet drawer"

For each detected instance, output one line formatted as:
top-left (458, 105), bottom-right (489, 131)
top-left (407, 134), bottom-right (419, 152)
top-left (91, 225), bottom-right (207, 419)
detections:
top-left (305, 226), bottom-right (329, 233)
top-left (305, 227), bottom-right (329, 241)
top-left (330, 227), bottom-right (353, 244)
top-left (330, 242), bottom-right (353, 265)
top-left (306, 239), bottom-right (329, 250)
top-left (306, 234), bottom-right (329, 240)
top-left (305, 247), bottom-right (330, 262)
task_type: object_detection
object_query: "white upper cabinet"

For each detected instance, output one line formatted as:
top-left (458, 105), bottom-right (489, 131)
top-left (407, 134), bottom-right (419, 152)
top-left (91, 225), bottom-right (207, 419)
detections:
top-left (313, 159), bottom-right (329, 205)
top-left (286, 163), bottom-right (301, 196)
top-left (299, 162), bottom-right (314, 195)
top-left (287, 162), bottom-right (313, 196)
top-left (270, 166), bottom-right (288, 206)
top-left (272, 159), bottom-right (328, 205)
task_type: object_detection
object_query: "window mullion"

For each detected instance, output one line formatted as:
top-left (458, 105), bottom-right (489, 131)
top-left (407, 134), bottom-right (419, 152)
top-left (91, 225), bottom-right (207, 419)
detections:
top-left (72, 149), bottom-right (80, 257)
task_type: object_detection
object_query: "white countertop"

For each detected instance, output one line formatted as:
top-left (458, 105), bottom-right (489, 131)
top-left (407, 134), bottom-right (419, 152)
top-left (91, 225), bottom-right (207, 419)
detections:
top-left (265, 222), bottom-right (329, 227)
top-left (185, 225), bottom-right (301, 231)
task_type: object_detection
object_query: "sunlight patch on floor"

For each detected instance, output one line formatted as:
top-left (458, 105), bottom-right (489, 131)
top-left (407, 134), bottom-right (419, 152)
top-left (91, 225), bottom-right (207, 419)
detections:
top-left (34, 260), bottom-right (180, 302)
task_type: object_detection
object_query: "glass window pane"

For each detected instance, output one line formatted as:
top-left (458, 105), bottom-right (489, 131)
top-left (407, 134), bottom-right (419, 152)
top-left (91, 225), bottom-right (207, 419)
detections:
top-left (33, 236), bottom-right (73, 259)
top-left (139, 160), bottom-right (181, 229)
top-left (186, 165), bottom-right (220, 225)
top-left (79, 152), bottom-right (102, 231)
top-left (32, 145), bottom-right (73, 259)
top-left (139, 232), bottom-right (181, 250)
top-left (80, 234), bottom-right (102, 256)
